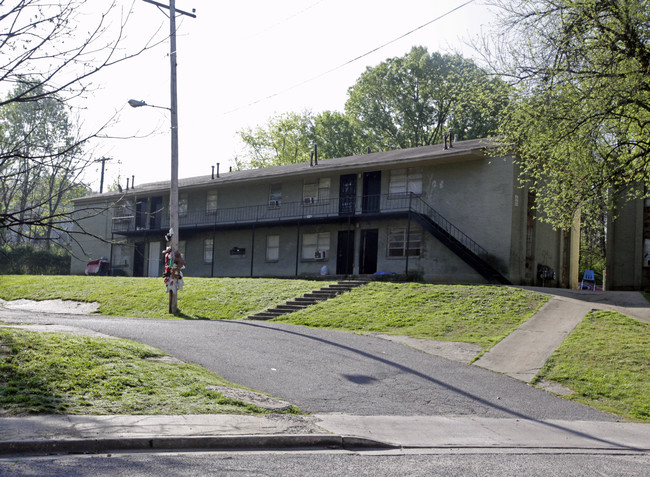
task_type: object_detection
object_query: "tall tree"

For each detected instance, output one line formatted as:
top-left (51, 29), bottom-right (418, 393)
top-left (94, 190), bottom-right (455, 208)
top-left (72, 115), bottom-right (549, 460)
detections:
top-left (485, 0), bottom-right (650, 229)
top-left (236, 111), bottom-right (365, 169)
top-left (236, 112), bottom-right (314, 169)
top-left (0, 81), bottom-right (88, 246)
top-left (345, 46), bottom-right (509, 151)
top-left (0, 0), bottom-right (157, 244)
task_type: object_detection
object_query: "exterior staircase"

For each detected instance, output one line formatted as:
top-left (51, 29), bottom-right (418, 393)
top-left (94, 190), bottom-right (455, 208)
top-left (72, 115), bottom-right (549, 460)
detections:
top-left (248, 280), bottom-right (368, 320)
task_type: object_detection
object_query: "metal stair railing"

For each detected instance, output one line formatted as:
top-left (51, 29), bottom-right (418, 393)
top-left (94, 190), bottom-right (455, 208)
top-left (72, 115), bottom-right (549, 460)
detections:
top-left (408, 193), bottom-right (489, 260)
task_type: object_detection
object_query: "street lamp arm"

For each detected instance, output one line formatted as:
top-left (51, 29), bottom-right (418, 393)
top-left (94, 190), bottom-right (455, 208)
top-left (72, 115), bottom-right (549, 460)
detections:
top-left (128, 99), bottom-right (170, 111)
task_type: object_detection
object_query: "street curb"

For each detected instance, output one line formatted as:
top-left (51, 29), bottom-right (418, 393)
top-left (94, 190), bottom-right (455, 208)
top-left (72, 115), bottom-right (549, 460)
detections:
top-left (0, 434), bottom-right (397, 456)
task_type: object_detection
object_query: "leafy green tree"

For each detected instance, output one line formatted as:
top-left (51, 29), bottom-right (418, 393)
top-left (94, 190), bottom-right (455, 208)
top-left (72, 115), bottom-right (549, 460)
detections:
top-left (236, 112), bottom-right (313, 169)
top-left (311, 111), bottom-right (364, 159)
top-left (236, 111), bottom-right (365, 169)
top-left (0, 81), bottom-right (87, 246)
top-left (487, 0), bottom-right (650, 229)
top-left (345, 46), bottom-right (509, 151)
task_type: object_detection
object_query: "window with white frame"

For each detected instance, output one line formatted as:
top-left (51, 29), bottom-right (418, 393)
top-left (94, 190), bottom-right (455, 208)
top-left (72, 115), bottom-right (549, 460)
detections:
top-left (302, 232), bottom-right (330, 260)
top-left (266, 235), bottom-right (280, 261)
top-left (303, 178), bottom-right (331, 204)
top-left (269, 183), bottom-right (282, 207)
top-left (387, 227), bottom-right (422, 257)
top-left (178, 194), bottom-right (188, 217)
top-left (206, 190), bottom-right (218, 214)
top-left (389, 168), bottom-right (423, 196)
top-left (203, 238), bottom-right (213, 264)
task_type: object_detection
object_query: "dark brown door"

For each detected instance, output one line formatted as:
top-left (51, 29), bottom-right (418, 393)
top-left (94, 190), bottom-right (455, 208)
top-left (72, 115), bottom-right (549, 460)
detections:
top-left (362, 171), bottom-right (381, 213)
top-left (359, 229), bottom-right (378, 274)
top-left (336, 230), bottom-right (355, 275)
top-left (339, 174), bottom-right (357, 216)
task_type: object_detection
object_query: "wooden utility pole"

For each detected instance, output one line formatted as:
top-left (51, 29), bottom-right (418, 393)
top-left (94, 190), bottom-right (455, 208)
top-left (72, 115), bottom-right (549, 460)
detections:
top-left (142, 0), bottom-right (196, 314)
top-left (95, 157), bottom-right (112, 194)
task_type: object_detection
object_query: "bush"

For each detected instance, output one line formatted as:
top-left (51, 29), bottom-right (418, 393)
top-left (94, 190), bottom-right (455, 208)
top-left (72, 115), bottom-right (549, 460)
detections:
top-left (0, 246), bottom-right (70, 275)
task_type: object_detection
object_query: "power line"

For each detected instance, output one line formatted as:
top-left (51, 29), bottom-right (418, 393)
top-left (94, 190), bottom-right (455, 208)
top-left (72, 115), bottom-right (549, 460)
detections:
top-left (224, 0), bottom-right (477, 115)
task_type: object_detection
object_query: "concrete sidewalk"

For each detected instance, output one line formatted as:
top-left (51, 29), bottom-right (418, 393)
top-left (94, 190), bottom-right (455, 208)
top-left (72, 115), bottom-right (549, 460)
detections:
top-left (0, 414), bottom-right (648, 455)
top-left (474, 289), bottom-right (650, 383)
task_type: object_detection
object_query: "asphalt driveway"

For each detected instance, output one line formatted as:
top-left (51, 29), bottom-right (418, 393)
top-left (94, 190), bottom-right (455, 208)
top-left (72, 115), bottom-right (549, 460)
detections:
top-left (0, 306), bottom-right (616, 422)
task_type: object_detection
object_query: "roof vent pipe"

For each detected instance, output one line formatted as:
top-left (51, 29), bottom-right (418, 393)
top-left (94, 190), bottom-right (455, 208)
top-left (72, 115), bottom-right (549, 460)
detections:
top-left (211, 166), bottom-right (215, 180)
top-left (310, 150), bottom-right (314, 167)
top-left (230, 166), bottom-right (232, 172)
top-left (132, 175), bottom-right (135, 188)
top-left (449, 130), bottom-right (453, 148)
top-left (217, 163), bottom-right (220, 178)
top-left (313, 143), bottom-right (318, 165)
top-left (126, 177), bottom-right (130, 190)
top-left (367, 146), bottom-right (371, 154)
top-left (443, 132), bottom-right (449, 150)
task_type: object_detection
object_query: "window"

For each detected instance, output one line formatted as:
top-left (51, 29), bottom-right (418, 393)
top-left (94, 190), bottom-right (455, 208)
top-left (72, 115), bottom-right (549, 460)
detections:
top-left (178, 194), bottom-right (188, 217)
top-left (389, 168), bottom-right (422, 196)
top-left (302, 232), bottom-right (330, 260)
top-left (303, 178), bottom-right (331, 204)
top-left (203, 239), bottom-right (213, 264)
top-left (266, 235), bottom-right (280, 261)
top-left (388, 227), bottom-right (421, 257)
top-left (206, 190), bottom-right (218, 214)
top-left (269, 183), bottom-right (282, 207)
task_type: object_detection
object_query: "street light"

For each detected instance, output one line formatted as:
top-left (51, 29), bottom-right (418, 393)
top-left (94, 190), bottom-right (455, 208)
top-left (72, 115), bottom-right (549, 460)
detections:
top-left (128, 99), bottom-right (170, 111)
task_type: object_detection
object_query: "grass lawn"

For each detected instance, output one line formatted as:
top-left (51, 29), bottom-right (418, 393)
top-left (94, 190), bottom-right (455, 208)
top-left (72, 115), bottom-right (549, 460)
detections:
top-left (0, 275), bottom-right (335, 320)
top-left (0, 328), bottom-right (288, 416)
top-left (273, 282), bottom-right (547, 350)
top-left (534, 310), bottom-right (650, 422)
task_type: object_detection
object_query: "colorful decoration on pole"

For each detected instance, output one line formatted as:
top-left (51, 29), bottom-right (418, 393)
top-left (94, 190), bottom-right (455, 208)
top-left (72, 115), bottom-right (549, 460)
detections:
top-left (163, 228), bottom-right (185, 313)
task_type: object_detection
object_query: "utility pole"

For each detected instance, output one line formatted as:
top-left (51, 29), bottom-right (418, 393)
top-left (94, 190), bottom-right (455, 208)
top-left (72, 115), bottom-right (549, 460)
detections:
top-left (141, 0), bottom-right (196, 314)
top-left (95, 157), bottom-right (112, 194)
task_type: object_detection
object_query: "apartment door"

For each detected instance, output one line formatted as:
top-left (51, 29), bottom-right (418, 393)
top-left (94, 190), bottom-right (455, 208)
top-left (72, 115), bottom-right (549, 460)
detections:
top-left (359, 229), bottom-right (378, 274)
top-left (147, 241), bottom-right (161, 277)
top-left (339, 174), bottom-right (357, 216)
top-left (336, 230), bottom-right (355, 275)
top-left (133, 242), bottom-right (145, 277)
top-left (149, 196), bottom-right (163, 230)
top-left (362, 171), bottom-right (381, 213)
top-left (135, 199), bottom-right (147, 229)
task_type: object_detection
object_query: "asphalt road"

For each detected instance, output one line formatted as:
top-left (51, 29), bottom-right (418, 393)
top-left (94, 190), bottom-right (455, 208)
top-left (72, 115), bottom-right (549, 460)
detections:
top-left (0, 308), bottom-right (615, 421)
top-left (3, 451), bottom-right (649, 477)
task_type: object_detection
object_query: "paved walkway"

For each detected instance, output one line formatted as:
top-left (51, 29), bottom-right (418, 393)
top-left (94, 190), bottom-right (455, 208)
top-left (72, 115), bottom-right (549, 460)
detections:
top-left (1, 414), bottom-right (648, 454)
top-left (1, 288), bottom-right (648, 455)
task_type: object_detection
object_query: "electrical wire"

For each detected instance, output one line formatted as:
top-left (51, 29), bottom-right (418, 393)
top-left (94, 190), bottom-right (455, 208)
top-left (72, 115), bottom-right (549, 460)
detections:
top-left (224, 0), bottom-right (477, 115)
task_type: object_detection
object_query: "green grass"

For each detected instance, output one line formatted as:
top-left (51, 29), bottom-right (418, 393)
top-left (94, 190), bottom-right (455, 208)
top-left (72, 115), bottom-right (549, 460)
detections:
top-left (272, 283), bottom-right (547, 349)
top-left (0, 328), bottom-right (288, 416)
top-left (535, 310), bottom-right (650, 422)
top-left (0, 275), bottom-right (335, 320)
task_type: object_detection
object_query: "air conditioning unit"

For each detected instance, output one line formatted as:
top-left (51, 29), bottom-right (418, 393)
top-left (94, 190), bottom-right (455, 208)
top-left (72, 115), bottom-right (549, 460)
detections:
top-left (268, 200), bottom-right (280, 208)
top-left (303, 197), bottom-right (315, 204)
top-left (314, 250), bottom-right (328, 260)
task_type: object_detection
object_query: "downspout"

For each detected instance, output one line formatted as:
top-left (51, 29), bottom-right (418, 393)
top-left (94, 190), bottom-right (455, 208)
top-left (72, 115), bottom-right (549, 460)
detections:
top-left (211, 225), bottom-right (216, 277)
top-left (405, 192), bottom-right (412, 277)
top-left (250, 225), bottom-right (256, 277)
top-left (295, 222), bottom-right (301, 277)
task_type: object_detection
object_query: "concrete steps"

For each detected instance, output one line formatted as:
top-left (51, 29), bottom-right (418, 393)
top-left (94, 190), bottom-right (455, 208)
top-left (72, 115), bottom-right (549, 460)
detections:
top-left (249, 280), bottom-right (368, 320)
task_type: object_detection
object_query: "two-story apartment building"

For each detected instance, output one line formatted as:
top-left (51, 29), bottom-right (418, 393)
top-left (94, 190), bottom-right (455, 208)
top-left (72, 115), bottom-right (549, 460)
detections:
top-left (70, 138), bottom-right (580, 287)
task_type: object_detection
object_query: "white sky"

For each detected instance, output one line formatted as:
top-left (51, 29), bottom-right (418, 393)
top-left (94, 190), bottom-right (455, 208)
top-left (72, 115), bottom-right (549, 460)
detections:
top-left (82, 0), bottom-right (497, 191)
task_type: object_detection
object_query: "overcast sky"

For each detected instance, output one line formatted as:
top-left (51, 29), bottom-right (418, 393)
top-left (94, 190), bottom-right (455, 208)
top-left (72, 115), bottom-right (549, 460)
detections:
top-left (82, 0), bottom-right (496, 191)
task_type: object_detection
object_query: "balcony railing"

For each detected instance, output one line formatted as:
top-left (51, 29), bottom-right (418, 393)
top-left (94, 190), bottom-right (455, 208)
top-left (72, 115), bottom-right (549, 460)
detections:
top-left (111, 193), bottom-right (487, 260)
top-left (112, 194), bottom-right (416, 234)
